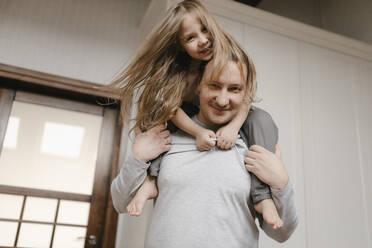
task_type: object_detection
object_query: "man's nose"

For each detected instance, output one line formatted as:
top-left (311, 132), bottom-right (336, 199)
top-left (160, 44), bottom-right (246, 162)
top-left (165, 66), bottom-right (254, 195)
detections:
top-left (216, 91), bottom-right (229, 107)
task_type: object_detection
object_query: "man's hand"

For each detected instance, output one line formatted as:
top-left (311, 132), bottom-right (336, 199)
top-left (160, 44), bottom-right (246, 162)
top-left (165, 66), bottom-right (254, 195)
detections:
top-left (132, 124), bottom-right (171, 163)
top-left (244, 145), bottom-right (289, 190)
top-left (216, 125), bottom-right (238, 150)
top-left (196, 128), bottom-right (216, 151)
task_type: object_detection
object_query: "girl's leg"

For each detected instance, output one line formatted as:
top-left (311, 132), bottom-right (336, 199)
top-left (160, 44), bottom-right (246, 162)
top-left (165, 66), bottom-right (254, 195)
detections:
top-left (127, 175), bottom-right (158, 216)
top-left (242, 106), bottom-right (283, 228)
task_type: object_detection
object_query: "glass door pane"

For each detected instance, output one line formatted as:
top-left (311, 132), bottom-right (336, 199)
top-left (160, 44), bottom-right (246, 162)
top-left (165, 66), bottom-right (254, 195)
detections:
top-left (0, 101), bottom-right (103, 195)
top-left (0, 100), bottom-right (104, 247)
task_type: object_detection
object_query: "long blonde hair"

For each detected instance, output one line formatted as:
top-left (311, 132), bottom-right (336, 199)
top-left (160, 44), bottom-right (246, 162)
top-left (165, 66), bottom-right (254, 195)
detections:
top-left (109, 0), bottom-right (257, 131)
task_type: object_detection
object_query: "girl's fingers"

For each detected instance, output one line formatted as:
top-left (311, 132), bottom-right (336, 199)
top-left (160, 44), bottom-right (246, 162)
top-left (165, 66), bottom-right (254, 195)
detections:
top-left (208, 140), bottom-right (215, 146)
top-left (209, 131), bottom-right (217, 139)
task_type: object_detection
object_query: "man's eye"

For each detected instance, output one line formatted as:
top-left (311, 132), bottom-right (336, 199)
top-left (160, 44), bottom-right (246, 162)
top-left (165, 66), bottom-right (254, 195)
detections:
top-left (209, 84), bottom-right (219, 89)
top-left (230, 87), bottom-right (241, 92)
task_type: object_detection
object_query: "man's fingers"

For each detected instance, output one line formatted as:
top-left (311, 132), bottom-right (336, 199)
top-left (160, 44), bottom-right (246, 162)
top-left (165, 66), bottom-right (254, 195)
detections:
top-left (245, 163), bottom-right (255, 173)
top-left (160, 130), bottom-right (170, 138)
top-left (244, 156), bottom-right (255, 165)
top-left (246, 150), bottom-right (260, 159)
top-left (163, 144), bottom-right (171, 151)
top-left (165, 137), bottom-right (172, 144)
top-left (274, 144), bottom-right (281, 158)
top-left (249, 145), bottom-right (265, 153)
top-left (149, 124), bottom-right (167, 133)
top-left (134, 127), bottom-right (141, 136)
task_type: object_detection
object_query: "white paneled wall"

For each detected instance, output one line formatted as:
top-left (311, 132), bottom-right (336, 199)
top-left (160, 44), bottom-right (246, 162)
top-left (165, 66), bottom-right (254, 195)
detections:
top-left (299, 44), bottom-right (370, 247)
top-left (0, 0), bottom-right (150, 84)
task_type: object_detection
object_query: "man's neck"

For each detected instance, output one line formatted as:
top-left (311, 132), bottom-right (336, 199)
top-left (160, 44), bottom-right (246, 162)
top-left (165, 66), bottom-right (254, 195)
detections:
top-left (194, 114), bottom-right (221, 132)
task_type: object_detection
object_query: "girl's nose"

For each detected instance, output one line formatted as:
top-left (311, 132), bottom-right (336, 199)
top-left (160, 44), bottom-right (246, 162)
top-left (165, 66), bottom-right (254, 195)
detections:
top-left (199, 35), bottom-right (209, 46)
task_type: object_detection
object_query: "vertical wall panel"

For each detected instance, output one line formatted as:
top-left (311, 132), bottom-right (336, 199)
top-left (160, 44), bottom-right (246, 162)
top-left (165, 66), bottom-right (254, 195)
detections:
top-left (300, 43), bottom-right (369, 248)
top-left (242, 24), bottom-right (306, 248)
top-left (353, 59), bottom-right (372, 248)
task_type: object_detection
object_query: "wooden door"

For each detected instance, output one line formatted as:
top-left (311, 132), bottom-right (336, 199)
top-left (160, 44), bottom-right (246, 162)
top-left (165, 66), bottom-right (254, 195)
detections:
top-left (0, 87), bottom-right (120, 248)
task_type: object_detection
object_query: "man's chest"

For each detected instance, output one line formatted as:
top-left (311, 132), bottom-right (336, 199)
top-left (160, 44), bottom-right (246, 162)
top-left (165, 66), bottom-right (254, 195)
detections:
top-left (158, 144), bottom-right (251, 197)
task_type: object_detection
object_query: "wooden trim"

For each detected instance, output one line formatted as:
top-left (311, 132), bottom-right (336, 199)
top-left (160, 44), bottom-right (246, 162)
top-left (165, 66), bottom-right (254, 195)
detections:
top-left (15, 91), bottom-right (104, 116)
top-left (14, 195), bottom-right (26, 247)
top-left (0, 63), bottom-right (120, 100)
top-left (86, 108), bottom-right (119, 248)
top-left (0, 88), bottom-right (15, 154)
top-left (0, 218), bottom-right (87, 228)
top-left (49, 199), bottom-right (60, 248)
top-left (0, 185), bottom-right (91, 202)
top-left (102, 116), bottom-right (122, 248)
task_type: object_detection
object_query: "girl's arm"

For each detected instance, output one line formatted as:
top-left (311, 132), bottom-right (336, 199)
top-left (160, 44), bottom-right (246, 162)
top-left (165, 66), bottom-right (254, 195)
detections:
top-left (172, 108), bottom-right (216, 151)
top-left (216, 100), bottom-right (250, 149)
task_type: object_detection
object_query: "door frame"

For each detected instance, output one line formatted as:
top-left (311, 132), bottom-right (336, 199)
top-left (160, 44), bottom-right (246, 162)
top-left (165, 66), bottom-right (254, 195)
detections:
top-left (0, 63), bottom-right (122, 248)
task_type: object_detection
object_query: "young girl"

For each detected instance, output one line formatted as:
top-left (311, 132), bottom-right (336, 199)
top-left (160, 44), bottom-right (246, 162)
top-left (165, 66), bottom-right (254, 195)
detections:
top-left (110, 0), bottom-right (283, 229)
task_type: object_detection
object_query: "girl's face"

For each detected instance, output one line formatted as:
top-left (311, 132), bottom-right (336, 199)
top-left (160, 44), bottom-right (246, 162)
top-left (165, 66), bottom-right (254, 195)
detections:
top-left (179, 13), bottom-right (213, 61)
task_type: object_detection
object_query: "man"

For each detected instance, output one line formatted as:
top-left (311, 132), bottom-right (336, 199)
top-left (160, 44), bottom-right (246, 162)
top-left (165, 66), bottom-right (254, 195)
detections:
top-left (111, 60), bottom-right (298, 248)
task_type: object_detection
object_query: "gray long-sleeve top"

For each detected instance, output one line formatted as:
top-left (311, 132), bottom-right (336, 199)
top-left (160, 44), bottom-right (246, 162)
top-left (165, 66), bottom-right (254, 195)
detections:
top-left (111, 117), bottom-right (298, 248)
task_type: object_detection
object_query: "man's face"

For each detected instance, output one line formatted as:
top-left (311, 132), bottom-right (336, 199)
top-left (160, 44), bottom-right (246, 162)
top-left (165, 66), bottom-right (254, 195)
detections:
top-left (197, 61), bottom-right (247, 127)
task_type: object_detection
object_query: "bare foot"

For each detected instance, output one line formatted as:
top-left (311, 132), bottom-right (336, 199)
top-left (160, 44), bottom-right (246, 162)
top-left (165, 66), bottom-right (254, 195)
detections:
top-left (127, 176), bottom-right (158, 216)
top-left (254, 199), bottom-right (283, 229)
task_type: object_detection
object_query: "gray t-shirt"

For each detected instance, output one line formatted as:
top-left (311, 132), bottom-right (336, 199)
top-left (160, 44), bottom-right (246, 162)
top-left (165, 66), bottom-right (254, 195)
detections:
top-left (111, 116), bottom-right (298, 248)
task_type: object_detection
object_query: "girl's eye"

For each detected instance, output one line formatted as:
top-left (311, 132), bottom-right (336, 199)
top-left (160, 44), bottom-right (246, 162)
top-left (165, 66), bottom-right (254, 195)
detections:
top-left (209, 83), bottom-right (219, 89)
top-left (202, 27), bottom-right (208, 33)
top-left (186, 36), bottom-right (194, 42)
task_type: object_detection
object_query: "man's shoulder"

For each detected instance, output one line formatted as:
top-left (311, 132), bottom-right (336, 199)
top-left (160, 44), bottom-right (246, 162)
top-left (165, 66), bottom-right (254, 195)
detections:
top-left (170, 129), bottom-right (195, 144)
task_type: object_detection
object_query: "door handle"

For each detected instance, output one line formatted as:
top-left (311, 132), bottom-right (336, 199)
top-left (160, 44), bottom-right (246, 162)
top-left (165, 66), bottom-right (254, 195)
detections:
top-left (77, 235), bottom-right (97, 245)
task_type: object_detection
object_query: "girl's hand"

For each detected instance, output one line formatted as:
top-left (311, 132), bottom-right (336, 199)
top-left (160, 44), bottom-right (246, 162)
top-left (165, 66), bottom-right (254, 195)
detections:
top-left (196, 129), bottom-right (216, 151)
top-left (216, 126), bottom-right (238, 150)
top-left (132, 124), bottom-right (171, 163)
top-left (244, 145), bottom-right (289, 190)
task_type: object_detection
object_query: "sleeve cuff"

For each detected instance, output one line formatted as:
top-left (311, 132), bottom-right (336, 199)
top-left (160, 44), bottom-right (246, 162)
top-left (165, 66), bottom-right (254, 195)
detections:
top-left (127, 152), bottom-right (151, 170)
top-left (271, 180), bottom-right (292, 198)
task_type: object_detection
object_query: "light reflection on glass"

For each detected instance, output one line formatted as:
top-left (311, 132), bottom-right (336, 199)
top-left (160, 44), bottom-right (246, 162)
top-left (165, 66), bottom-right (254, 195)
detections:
top-left (40, 122), bottom-right (85, 158)
top-left (3, 116), bottom-right (20, 149)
